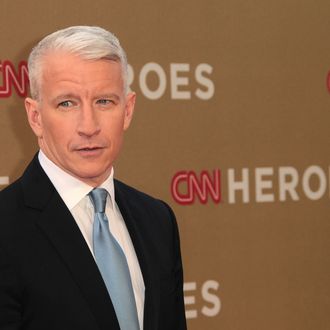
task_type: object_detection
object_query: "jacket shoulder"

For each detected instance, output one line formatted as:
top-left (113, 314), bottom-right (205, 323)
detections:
top-left (114, 179), bottom-right (161, 204)
top-left (114, 179), bottom-right (176, 222)
top-left (0, 178), bottom-right (23, 208)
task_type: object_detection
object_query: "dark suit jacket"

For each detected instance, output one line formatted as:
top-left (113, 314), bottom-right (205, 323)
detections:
top-left (0, 155), bottom-right (186, 330)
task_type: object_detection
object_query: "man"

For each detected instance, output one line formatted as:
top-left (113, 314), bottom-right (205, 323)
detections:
top-left (0, 26), bottom-right (186, 330)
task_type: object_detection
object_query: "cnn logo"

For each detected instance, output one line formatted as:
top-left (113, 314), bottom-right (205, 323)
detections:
top-left (0, 60), bottom-right (29, 98)
top-left (171, 170), bottom-right (221, 205)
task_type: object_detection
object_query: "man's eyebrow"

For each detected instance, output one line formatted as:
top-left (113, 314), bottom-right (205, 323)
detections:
top-left (95, 93), bottom-right (121, 101)
top-left (52, 94), bottom-right (80, 103)
top-left (51, 93), bottom-right (122, 103)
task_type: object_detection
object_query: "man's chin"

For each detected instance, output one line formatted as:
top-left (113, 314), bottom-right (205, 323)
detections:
top-left (71, 167), bottom-right (112, 186)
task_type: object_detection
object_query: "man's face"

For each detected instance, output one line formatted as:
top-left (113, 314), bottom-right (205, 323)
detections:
top-left (25, 52), bottom-right (135, 186)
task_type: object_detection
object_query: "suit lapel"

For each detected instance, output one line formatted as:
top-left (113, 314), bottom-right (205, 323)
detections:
top-left (115, 182), bottom-right (161, 330)
top-left (21, 156), bottom-right (120, 330)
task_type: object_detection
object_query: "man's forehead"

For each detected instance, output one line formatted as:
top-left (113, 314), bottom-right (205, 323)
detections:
top-left (41, 53), bottom-right (122, 82)
top-left (36, 52), bottom-right (125, 100)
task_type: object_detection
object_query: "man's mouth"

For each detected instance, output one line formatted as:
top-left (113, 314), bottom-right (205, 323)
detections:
top-left (75, 146), bottom-right (105, 156)
top-left (79, 147), bottom-right (101, 151)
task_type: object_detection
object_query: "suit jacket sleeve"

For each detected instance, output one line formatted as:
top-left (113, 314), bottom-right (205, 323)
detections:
top-left (160, 201), bottom-right (186, 330)
top-left (0, 245), bottom-right (21, 329)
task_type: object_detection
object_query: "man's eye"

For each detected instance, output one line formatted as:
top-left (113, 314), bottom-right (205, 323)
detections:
top-left (58, 100), bottom-right (73, 107)
top-left (96, 99), bottom-right (112, 105)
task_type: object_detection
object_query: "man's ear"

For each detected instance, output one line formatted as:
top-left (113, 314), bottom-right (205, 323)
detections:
top-left (123, 92), bottom-right (136, 130)
top-left (25, 98), bottom-right (43, 138)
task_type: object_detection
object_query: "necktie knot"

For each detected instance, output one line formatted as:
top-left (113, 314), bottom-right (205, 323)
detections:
top-left (89, 188), bottom-right (108, 214)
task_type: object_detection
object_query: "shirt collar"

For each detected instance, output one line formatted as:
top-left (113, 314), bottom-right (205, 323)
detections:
top-left (38, 150), bottom-right (116, 211)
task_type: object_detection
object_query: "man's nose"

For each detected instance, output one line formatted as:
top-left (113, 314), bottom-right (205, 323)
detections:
top-left (77, 105), bottom-right (101, 137)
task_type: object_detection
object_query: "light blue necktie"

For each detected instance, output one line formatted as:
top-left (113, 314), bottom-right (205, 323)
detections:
top-left (89, 188), bottom-right (139, 330)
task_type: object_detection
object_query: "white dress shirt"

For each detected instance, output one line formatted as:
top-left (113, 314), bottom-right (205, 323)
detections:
top-left (38, 151), bottom-right (145, 329)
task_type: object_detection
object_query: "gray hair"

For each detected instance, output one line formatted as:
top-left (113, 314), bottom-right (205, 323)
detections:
top-left (28, 26), bottom-right (128, 99)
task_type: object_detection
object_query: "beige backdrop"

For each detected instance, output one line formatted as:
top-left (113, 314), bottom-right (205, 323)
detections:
top-left (1, 0), bottom-right (330, 329)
